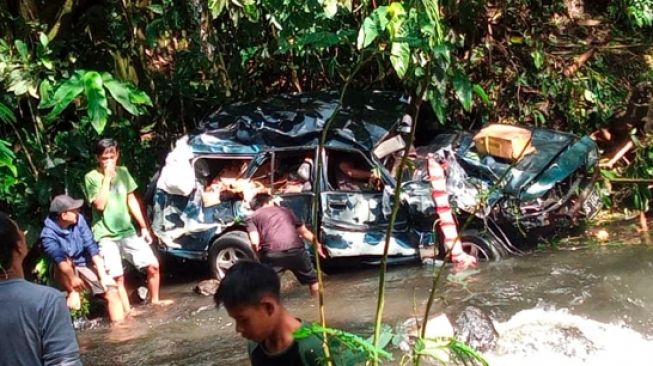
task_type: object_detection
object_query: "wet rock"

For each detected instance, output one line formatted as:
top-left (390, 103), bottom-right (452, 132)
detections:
top-left (279, 270), bottom-right (299, 292)
top-left (421, 257), bottom-right (445, 267)
top-left (193, 271), bottom-right (301, 297)
top-left (454, 306), bottom-right (498, 352)
top-left (72, 317), bottom-right (105, 331)
top-left (194, 279), bottom-right (220, 296)
top-left (586, 228), bottom-right (609, 241)
top-left (191, 305), bottom-right (213, 316)
top-left (395, 314), bottom-right (455, 353)
top-left (131, 286), bottom-right (149, 304)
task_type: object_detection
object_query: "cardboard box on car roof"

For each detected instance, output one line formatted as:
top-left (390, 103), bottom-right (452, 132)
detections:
top-left (473, 124), bottom-right (535, 162)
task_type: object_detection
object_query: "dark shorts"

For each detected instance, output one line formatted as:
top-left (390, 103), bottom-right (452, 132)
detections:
top-left (53, 265), bottom-right (105, 296)
top-left (261, 248), bottom-right (318, 285)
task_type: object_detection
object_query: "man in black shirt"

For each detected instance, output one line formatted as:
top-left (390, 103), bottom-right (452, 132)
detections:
top-left (214, 261), bottom-right (325, 365)
top-left (246, 193), bottom-right (325, 296)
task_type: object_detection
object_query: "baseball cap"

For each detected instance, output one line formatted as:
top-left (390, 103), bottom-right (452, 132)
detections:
top-left (49, 194), bottom-right (84, 213)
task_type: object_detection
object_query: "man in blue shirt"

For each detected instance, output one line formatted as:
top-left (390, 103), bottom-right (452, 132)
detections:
top-left (1, 211), bottom-right (82, 366)
top-left (41, 194), bottom-right (125, 322)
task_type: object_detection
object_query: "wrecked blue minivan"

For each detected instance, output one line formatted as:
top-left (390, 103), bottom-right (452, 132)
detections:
top-left (149, 91), bottom-right (600, 277)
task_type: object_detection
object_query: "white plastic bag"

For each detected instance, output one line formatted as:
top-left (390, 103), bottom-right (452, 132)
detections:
top-left (156, 136), bottom-right (195, 196)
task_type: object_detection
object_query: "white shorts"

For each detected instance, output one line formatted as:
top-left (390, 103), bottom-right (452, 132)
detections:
top-left (99, 235), bottom-right (159, 278)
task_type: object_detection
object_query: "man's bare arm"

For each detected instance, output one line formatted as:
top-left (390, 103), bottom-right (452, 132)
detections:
top-left (248, 231), bottom-right (260, 253)
top-left (297, 224), bottom-right (315, 242)
top-left (127, 193), bottom-right (147, 230)
top-left (338, 161), bottom-right (372, 180)
top-left (92, 160), bottom-right (116, 211)
top-left (127, 192), bottom-right (152, 244)
top-left (297, 225), bottom-right (326, 258)
top-left (92, 175), bottom-right (112, 211)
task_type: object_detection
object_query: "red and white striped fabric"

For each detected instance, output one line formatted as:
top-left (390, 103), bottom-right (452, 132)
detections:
top-left (426, 153), bottom-right (477, 267)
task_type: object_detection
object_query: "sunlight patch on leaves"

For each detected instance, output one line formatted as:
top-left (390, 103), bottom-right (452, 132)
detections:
top-left (0, 139), bottom-right (17, 177)
top-left (453, 72), bottom-right (473, 112)
top-left (83, 71), bottom-right (109, 134)
top-left (208, 0), bottom-right (227, 19)
top-left (41, 72), bottom-right (84, 118)
top-left (390, 42), bottom-right (410, 79)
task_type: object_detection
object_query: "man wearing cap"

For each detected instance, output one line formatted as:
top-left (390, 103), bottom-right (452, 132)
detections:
top-left (40, 194), bottom-right (125, 322)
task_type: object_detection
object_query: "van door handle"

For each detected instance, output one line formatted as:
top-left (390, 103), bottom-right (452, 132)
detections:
top-left (328, 199), bottom-right (347, 208)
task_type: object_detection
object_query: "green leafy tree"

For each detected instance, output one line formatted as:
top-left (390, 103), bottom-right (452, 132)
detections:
top-left (611, 0), bottom-right (653, 28)
top-left (0, 30), bottom-right (153, 239)
top-left (0, 102), bottom-right (18, 201)
top-left (40, 70), bottom-right (152, 134)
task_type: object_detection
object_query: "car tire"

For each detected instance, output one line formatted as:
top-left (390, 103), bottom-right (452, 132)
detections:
top-left (459, 230), bottom-right (502, 261)
top-left (208, 231), bottom-right (257, 279)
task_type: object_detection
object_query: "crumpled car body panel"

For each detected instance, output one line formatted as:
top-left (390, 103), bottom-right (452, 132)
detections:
top-left (195, 90), bottom-right (406, 153)
top-left (454, 129), bottom-right (598, 203)
top-left (150, 91), bottom-right (599, 264)
top-left (408, 127), bottom-right (599, 237)
top-left (151, 91), bottom-right (417, 261)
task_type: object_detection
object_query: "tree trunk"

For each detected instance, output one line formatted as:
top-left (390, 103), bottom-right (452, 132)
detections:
top-left (17, 0), bottom-right (39, 21)
top-left (47, 0), bottom-right (75, 41)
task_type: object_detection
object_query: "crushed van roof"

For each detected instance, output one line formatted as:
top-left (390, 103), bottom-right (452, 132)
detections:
top-left (188, 91), bottom-right (408, 154)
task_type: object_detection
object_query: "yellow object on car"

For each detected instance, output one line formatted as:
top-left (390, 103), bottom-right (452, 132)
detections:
top-left (473, 124), bottom-right (535, 162)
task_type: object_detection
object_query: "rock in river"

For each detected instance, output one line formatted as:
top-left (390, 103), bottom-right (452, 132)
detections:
top-left (194, 279), bottom-right (220, 296)
top-left (454, 306), bottom-right (498, 352)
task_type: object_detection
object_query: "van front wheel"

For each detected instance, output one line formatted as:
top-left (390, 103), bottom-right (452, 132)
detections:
top-left (208, 231), bottom-right (257, 279)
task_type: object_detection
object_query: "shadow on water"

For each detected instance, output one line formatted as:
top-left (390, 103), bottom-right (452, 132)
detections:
top-left (80, 222), bottom-right (653, 365)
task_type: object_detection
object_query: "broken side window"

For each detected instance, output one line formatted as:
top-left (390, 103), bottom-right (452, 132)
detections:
top-left (251, 150), bottom-right (315, 194)
top-left (250, 155), bottom-right (272, 188)
top-left (274, 150), bottom-right (315, 194)
top-left (195, 157), bottom-right (254, 207)
top-left (326, 149), bottom-right (384, 192)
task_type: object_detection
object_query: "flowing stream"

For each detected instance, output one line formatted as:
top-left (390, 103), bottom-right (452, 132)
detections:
top-left (79, 222), bottom-right (653, 365)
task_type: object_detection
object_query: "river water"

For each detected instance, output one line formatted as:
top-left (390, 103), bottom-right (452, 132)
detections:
top-left (79, 223), bottom-right (653, 365)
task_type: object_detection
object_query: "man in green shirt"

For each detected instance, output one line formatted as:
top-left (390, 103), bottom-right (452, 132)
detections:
top-left (84, 138), bottom-right (170, 311)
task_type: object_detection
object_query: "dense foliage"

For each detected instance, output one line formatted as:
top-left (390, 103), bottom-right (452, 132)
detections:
top-left (0, 0), bottom-right (651, 237)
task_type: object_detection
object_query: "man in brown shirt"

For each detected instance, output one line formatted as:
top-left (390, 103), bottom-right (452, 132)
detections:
top-left (246, 193), bottom-right (325, 296)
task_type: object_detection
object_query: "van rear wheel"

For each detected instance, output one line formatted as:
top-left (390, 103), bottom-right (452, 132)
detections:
top-left (208, 231), bottom-right (257, 279)
top-left (459, 230), bottom-right (502, 261)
